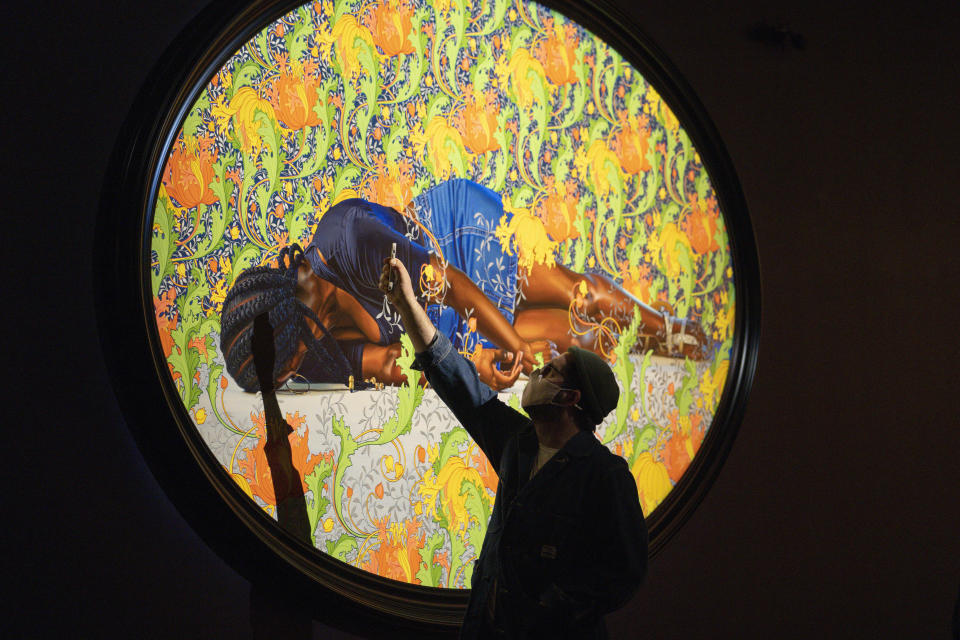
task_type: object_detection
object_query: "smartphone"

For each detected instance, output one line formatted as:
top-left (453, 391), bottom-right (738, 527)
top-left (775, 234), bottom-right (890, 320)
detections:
top-left (388, 242), bottom-right (397, 290)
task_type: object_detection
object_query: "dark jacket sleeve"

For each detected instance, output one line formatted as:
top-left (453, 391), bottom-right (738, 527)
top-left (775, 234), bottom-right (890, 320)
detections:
top-left (539, 457), bottom-right (648, 623)
top-left (410, 331), bottom-right (527, 470)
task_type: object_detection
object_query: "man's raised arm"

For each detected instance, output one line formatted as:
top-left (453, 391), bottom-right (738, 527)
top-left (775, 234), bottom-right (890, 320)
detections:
top-left (377, 257), bottom-right (526, 470)
top-left (378, 257), bottom-right (436, 353)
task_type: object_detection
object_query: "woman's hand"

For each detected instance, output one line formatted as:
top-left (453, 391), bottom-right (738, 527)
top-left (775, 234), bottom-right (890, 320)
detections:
top-left (361, 342), bottom-right (426, 387)
top-left (517, 339), bottom-right (557, 374)
top-left (473, 348), bottom-right (524, 391)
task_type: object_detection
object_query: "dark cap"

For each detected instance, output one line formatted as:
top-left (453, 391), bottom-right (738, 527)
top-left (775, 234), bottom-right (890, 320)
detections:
top-left (566, 346), bottom-right (619, 425)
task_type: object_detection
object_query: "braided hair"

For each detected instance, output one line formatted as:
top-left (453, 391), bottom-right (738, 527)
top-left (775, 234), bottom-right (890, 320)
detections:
top-left (220, 244), bottom-right (356, 392)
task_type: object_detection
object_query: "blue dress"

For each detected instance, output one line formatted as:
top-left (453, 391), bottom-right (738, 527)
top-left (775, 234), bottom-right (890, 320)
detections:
top-left (413, 179), bottom-right (519, 354)
top-left (303, 179), bottom-right (518, 383)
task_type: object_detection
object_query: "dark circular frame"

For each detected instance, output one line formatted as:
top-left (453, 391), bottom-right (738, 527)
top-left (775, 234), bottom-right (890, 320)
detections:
top-left (94, 0), bottom-right (760, 633)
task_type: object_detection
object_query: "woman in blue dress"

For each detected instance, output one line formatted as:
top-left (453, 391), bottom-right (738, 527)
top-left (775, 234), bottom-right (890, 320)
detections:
top-left (220, 179), bottom-right (707, 392)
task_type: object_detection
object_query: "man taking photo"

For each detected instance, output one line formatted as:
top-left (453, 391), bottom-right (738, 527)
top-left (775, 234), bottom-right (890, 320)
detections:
top-left (380, 256), bottom-right (648, 639)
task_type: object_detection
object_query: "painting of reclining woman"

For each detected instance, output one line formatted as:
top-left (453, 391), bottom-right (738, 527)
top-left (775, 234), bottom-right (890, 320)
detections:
top-left (146, 0), bottom-right (741, 585)
top-left (220, 179), bottom-right (710, 393)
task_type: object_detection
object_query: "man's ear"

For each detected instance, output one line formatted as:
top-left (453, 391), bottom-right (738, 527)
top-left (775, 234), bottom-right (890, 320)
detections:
top-left (558, 388), bottom-right (581, 406)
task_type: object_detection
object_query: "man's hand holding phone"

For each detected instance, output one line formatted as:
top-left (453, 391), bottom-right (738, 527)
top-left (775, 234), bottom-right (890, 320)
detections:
top-left (379, 252), bottom-right (416, 311)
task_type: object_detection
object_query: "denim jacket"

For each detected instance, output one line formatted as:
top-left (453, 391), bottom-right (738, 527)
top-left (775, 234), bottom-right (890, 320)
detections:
top-left (412, 332), bottom-right (648, 639)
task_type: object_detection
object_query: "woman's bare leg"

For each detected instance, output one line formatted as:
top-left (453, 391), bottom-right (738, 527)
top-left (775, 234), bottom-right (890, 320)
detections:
top-left (515, 263), bottom-right (710, 360)
top-left (427, 255), bottom-right (539, 371)
top-left (513, 308), bottom-right (604, 354)
top-left (517, 263), bottom-right (665, 338)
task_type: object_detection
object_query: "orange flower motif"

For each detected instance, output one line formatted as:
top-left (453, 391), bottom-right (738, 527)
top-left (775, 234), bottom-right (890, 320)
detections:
top-left (266, 59), bottom-right (323, 131)
top-left (154, 285), bottom-right (177, 314)
top-left (613, 116), bottom-right (652, 176)
top-left (365, 0), bottom-right (415, 57)
top-left (238, 411), bottom-right (322, 506)
top-left (162, 139), bottom-right (218, 209)
top-left (155, 310), bottom-right (177, 358)
top-left (188, 335), bottom-right (207, 355)
top-left (682, 196), bottom-right (720, 255)
top-left (536, 22), bottom-right (579, 86)
top-left (661, 412), bottom-right (696, 483)
top-left (285, 410), bottom-right (306, 430)
top-left (537, 181), bottom-right (579, 243)
top-left (456, 93), bottom-right (500, 154)
top-left (365, 159), bottom-right (414, 209)
top-left (271, 230), bottom-right (290, 247)
top-left (362, 517), bottom-right (402, 579)
top-left (689, 413), bottom-right (705, 454)
top-left (360, 516), bottom-right (425, 583)
top-left (662, 432), bottom-right (691, 483)
top-left (153, 288), bottom-right (178, 357)
top-left (470, 448), bottom-right (499, 496)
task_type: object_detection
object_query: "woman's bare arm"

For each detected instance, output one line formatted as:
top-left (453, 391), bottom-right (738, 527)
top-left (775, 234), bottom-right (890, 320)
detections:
top-left (423, 255), bottom-right (537, 371)
top-left (361, 342), bottom-right (426, 386)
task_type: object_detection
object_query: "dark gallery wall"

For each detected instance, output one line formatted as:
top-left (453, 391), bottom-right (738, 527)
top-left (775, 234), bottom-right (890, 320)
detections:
top-left (4, 1), bottom-right (958, 638)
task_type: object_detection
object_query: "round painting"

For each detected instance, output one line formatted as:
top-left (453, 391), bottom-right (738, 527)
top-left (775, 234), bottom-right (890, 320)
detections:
top-left (145, 0), bottom-right (749, 603)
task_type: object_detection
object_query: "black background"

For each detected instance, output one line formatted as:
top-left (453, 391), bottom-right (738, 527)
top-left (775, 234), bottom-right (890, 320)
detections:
top-left (4, 1), bottom-right (959, 638)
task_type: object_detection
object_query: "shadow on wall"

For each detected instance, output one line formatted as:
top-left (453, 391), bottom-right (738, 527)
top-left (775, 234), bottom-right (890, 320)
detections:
top-left (250, 312), bottom-right (312, 640)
